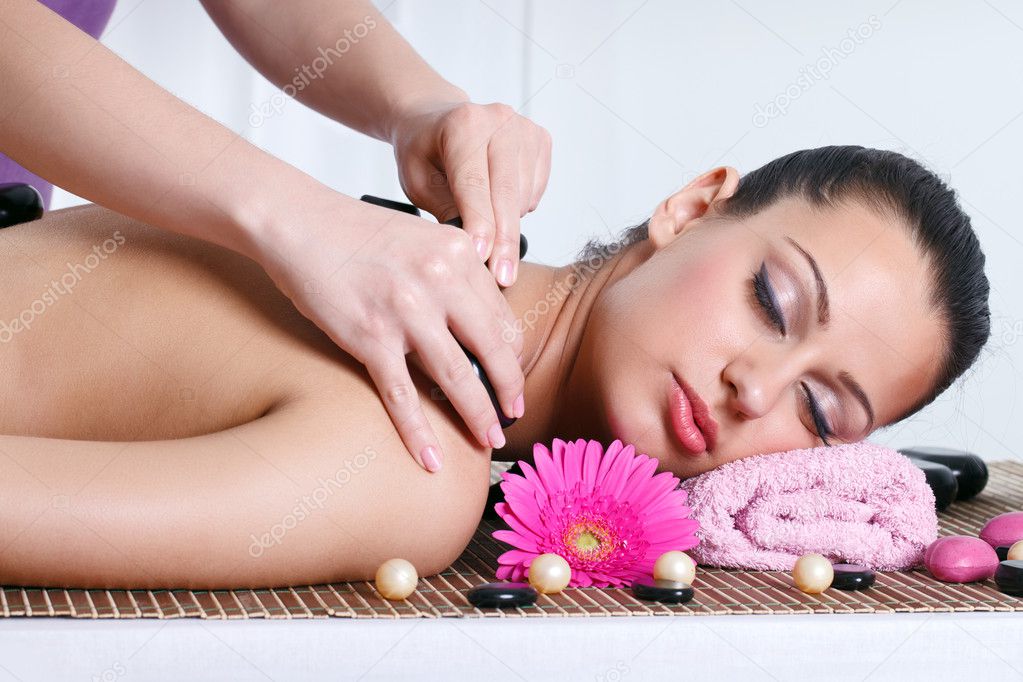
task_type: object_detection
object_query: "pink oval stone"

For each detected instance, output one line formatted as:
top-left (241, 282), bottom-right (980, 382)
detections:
top-left (979, 512), bottom-right (1023, 548)
top-left (924, 535), bottom-right (999, 583)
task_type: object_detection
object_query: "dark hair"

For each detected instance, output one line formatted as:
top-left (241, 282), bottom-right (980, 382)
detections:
top-left (575, 145), bottom-right (991, 426)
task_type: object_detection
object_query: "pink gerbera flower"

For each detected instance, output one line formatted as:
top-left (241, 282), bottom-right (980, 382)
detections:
top-left (491, 438), bottom-right (700, 588)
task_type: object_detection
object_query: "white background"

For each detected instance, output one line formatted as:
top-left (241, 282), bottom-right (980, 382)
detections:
top-left (51, 0), bottom-right (1023, 464)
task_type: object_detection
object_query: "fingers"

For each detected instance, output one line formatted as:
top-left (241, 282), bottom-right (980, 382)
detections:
top-left (363, 346), bottom-right (446, 474)
top-left (408, 311), bottom-right (514, 452)
top-left (529, 127), bottom-right (553, 212)
top-left (395, 102), bottom-right (551, 291)
top-left (444, 285), bottom-right (525, 426)
top-left (400, 156), bottom-right (458, 225)
top-left (442, 124), bottom-right (497, 264)
top-left (470, 256), bottom-right (524, 360)
top-left (518, 129), bottom-right (538, 216)
top-left (485, 124), bottom-right (522, 287)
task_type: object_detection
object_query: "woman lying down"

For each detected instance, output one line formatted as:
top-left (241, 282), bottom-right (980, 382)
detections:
top-left (0, 145), bottom-right (990, 590)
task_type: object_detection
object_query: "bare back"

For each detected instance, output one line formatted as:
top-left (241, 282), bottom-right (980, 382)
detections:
top-left (0, 204), bottom-right (492, 589)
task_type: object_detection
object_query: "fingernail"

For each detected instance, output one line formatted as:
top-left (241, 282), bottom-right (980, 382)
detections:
top-left (420, 445), bottom-right (442, 472)
top-left (488, 422), bottom-right (506, 449)
top-left (497, 259), bottom-right (514, 287)
top-left (513, 393), bottom-right (525, 418)
top-left (474, 236), bottom-right (488, 259)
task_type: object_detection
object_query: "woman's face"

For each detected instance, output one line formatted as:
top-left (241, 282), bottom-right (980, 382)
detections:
top-left (569, 183), bottom-right (946, 479)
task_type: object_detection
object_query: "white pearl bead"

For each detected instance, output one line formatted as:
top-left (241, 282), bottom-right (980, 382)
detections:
top-left (1008, 540), bottom-right (1023, 561)
top-left (653, 551), bottom-right (697, 584)
top-left (792, 553), bottom-right (834, 594)
top-left (375, 558), bottom-right (419, 600)
top-left (528, 553), bottom-right (571, 594)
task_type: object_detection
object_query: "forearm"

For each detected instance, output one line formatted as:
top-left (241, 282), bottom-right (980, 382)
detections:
top-left (199, 0), bottom-right (468, 143)
top-left (0, 0), bottom-right (333, 259)
top-left (0, 399), bottom-right (490, 590)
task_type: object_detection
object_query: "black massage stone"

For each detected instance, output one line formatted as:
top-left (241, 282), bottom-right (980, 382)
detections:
top-left (905, 458), bottom-right (958, 511)
top-left (997, 546), bottom-right (1011, 561)
top-left (830, 563), bottom-right (876, 591)
top-left (631, 578), bottom-right (695, 604)
top-left (462, 344), bottom-right (516, 431)
top-left (994, 560), bottom-right (1023, 597)
top-left (899, 446), bottom-right (988, 501)
top-left (0, 183), bottom-right (44, 228)
top-left (467, 582), bottom-right (538, 608)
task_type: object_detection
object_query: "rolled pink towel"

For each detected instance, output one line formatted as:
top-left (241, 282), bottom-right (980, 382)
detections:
top-left (678, 441), bottom-right (938, 571)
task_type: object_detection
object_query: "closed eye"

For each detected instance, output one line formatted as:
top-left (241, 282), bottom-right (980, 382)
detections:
top-left (801, 381), bottom-right (833, 446)
top-left (748, 262), bottom-right (832, 445)
top-left (750, 262), bottom-right (785, 336)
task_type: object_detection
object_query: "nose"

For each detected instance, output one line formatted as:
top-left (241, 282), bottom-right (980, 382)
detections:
top-left (722, 346), bottom-right (799, 420)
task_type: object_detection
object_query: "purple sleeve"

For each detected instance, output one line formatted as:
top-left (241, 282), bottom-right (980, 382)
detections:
top-left (0, 0), bottom-right (118, 209)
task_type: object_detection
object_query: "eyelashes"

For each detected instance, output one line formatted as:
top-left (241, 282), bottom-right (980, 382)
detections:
top-left (751, 263), bottom-right (786, 336)
top-left (801, 381), bottom-right (833, 446)
top-left (748, 263), bottom-right (833, 446)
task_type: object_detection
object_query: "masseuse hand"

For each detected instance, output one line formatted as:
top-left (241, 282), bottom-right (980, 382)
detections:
top-left (389, 99), bottom-right (552, 287)
top-left (255, 193), bottom-right (526, 473)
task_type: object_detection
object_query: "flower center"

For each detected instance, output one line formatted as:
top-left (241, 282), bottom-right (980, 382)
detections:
top-left (574, 531), bottom-right (600, 553)
top-left (562, 512), bottom-right (617, 563)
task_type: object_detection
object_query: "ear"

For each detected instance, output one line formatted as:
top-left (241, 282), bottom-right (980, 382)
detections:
top-left (647, 166), bottom-right (740, 250)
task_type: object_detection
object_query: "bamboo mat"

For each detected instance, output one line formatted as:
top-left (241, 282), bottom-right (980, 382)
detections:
top-left (3, 461), bottom-right (1022, 620)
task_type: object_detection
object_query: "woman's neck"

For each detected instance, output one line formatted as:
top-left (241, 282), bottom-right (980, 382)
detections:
top-left (497, 243), bottom-right (645, 462)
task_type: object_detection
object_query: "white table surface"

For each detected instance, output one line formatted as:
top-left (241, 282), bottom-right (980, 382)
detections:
top-left (1, 611), bottom-right (1021, 681)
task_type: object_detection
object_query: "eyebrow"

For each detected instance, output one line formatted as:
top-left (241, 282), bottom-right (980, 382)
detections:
top-left (784, 236), bottom-right (830, 327)
top-left (783, 235), bottom-right (876, 434)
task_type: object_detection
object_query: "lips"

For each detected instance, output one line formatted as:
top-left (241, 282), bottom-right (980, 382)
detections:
top-left (669, 372), bottom-right (719, 456)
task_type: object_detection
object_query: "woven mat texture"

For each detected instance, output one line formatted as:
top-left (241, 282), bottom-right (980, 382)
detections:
top-left (3, 461), bottom-right (1021, 619)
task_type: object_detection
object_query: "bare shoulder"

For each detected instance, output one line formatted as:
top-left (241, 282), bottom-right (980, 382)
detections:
top-left (0, 380), bottom-right (496, 589)
top-left (255, 358), bottom-right (496, 583)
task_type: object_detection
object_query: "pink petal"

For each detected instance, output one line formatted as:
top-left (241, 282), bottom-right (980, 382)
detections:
top-left (599, 446), bottom-right (641, 500)
top-left (496, 549), bottom-right (537, 566)
top-left (508, 502), bottom-right (546, 538)
top-left (628, 470), bottom-right (681, 510)
top-left (641, 490), bottom-right (692, 519)
top-left (532, 442), bottom-right (562, 492)
top-left (493, 529), bottom-right (538, 552)
top-left (594, 440), bottom-right (623, 485)
top-left (551, 438), bottom-right (567, 472)
top-left (581, 440), bottom-right (604, 495)
top-left (500, 476), bottom-right (548, 526)
top-left (571, 570), bottom-right (593, 588)
top-left (517, 460), bottom-right (551, 507)
top-left (618, 455), bottom-right (660, 504)
top-left (499, 511), bottom-right (545, 545)
top-left (643, 517), bottom-right (700, 537)
top-left (561, 439), bottom-right (585, 494)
